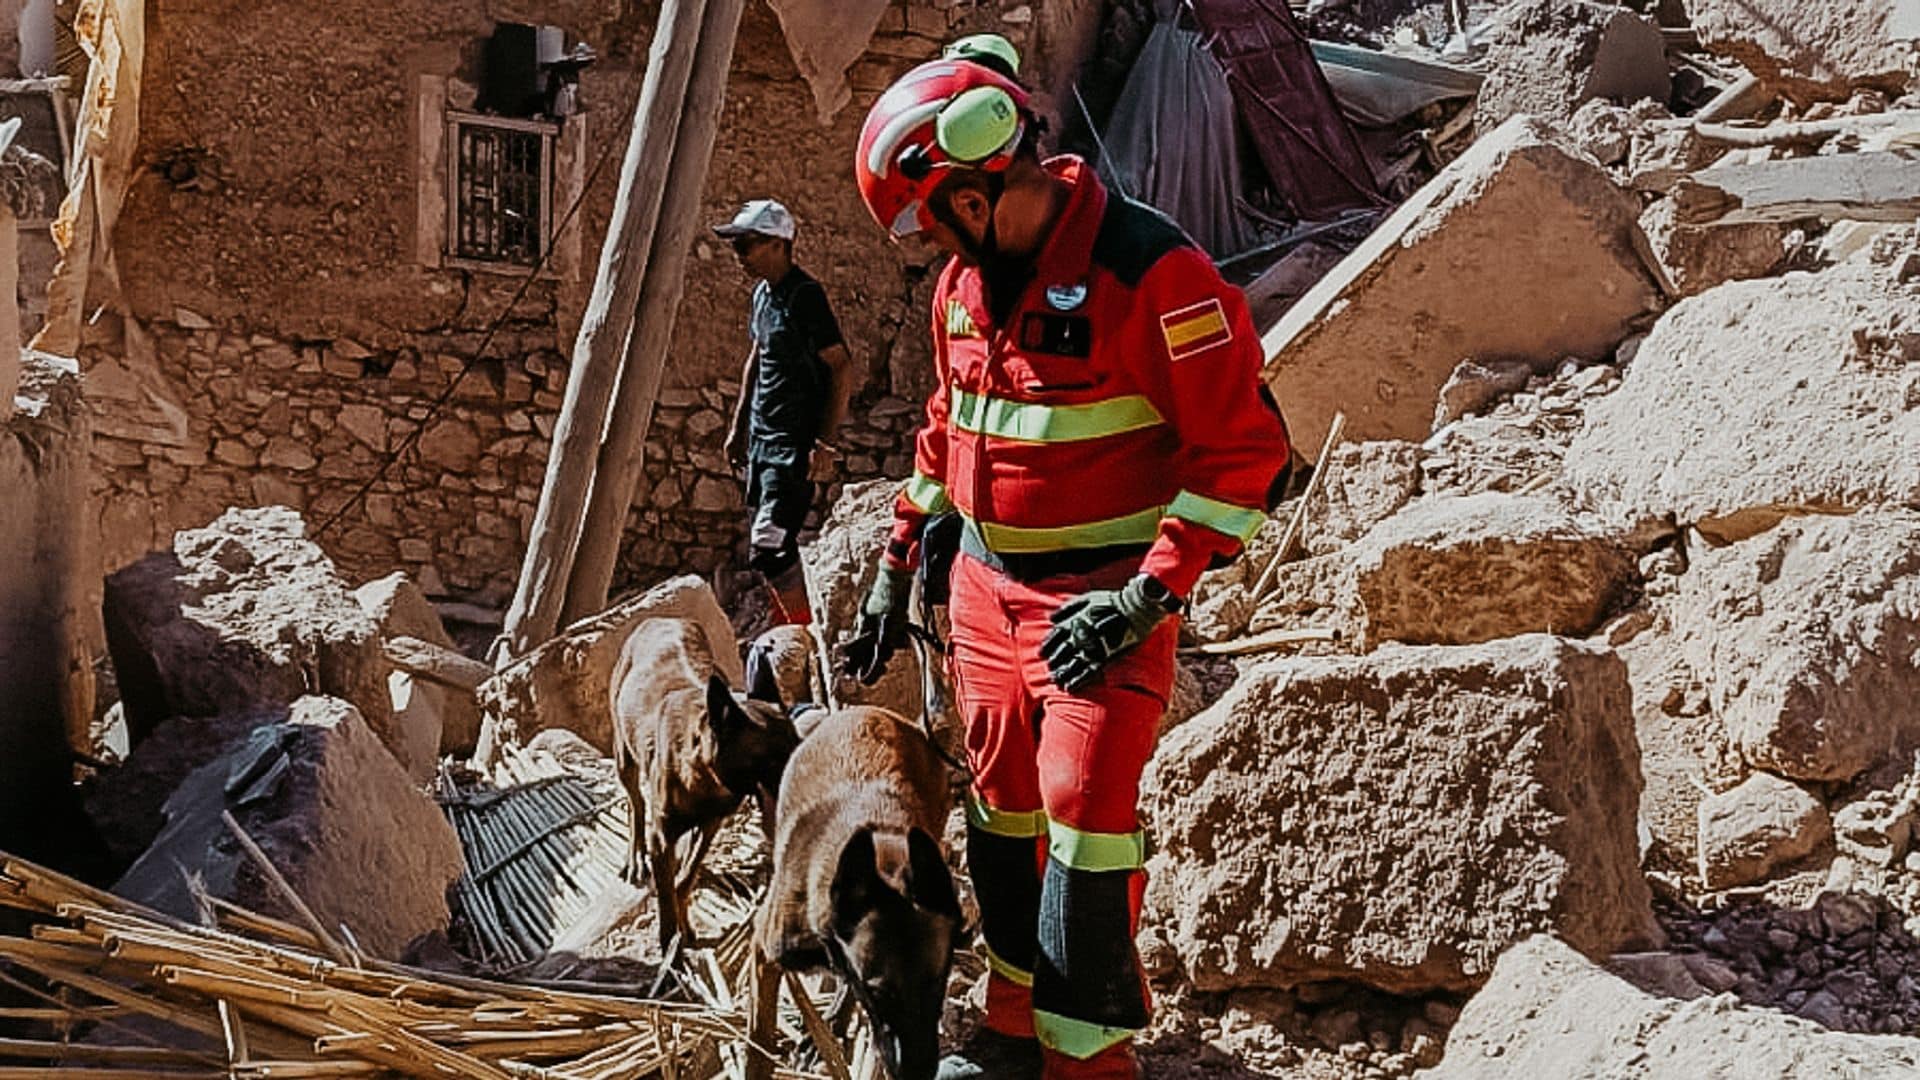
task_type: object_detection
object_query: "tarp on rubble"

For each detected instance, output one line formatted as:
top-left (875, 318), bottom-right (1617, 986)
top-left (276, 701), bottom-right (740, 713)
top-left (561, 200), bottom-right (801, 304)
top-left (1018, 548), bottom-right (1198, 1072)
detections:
top-left (1100, 16), bottom-right (1258, 258)
top-left (1311, 41), bottom-right (1484, 128)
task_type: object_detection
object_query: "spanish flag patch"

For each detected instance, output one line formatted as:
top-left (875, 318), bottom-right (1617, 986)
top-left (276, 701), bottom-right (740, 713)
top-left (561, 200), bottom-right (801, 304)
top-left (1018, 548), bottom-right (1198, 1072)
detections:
top-left (1160, 298), bottom-right (1232, 361)
top-left (945, 299), bottom-right (981, 339)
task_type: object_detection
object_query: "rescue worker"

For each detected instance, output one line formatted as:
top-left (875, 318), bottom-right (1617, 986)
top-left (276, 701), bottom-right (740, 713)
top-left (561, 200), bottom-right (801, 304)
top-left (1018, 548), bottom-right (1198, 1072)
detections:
top-left (715, 198), bottom-right (854, 625)
top-left (842, 57), bottom-right (1292, 1080)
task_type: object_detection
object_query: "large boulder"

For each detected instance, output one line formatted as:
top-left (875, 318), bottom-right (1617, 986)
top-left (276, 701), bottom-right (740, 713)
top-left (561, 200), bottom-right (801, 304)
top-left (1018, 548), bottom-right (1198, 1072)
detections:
top-left (1474, 0), bottom-right (1670, 131)
top-left (1143, 635), bottom-right (1657, 994)
top-left (113, 697), bottom-right (464, 959)
top-left (1347, 493), bottom-right (1636, 649)
top-left (356, 572), bottom-right (472, 768)
top-left (103, 507), bottom-right (396, 757)
top-left (1667, 511), bottom-right (1920, 782)
top-left (1262, 115), bottom-right (1663, 452)
top-left (1696, 772), bottom-right (1834, 889)
top-left (1418, 935), bottom-right (1920, 1078)
top-left (1683, 0), bottom-right (1919, 106)
top-left (1564, 261), bottom-right (1920, 544)
top-left (476, 575), bottom-right (742, 756)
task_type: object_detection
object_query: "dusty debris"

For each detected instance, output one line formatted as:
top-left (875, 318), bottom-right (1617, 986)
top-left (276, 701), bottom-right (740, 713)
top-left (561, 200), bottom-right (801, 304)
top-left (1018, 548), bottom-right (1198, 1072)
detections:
top-left (1697, 772), bottom-right (1835, 890)
top-left (1684, 0), bottom-right (1920, 106)
top-left (1637, 196), bottom-right (1790, 297)
top-left (1473, 0), bottom-right (1670, 132)
top-left (1674, 151), bottom-right (1920, 226)
top-left (1425, 934), bottom-right (1920, 1077)
top-left (1143, 635), bottom-right (1656, 994)
top-left (113, 696), bottom-right (464, 959)
top-left (102, 506), bottom-right (397, 758)
top-left (1565, 259), bottom-right (1920, 544)
top-left (1262, 115), bottom-right (1663, 450)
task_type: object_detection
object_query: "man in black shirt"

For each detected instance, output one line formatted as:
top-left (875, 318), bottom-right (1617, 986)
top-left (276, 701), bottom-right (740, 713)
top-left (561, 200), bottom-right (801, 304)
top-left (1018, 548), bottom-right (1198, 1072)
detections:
top-left (715, 199), bottom-right (854, 625)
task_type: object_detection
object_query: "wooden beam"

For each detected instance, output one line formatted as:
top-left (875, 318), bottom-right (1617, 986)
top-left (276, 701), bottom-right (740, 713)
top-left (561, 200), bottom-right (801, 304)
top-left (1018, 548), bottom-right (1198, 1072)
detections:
top-left (496, 0), bottom-right (711, 662)
top-left (1674, 151), bottom-right (1920, 225)
top-left (562, 0), bottom-right (751, 622)
top-left (383, 636), bottom-right (491, 694)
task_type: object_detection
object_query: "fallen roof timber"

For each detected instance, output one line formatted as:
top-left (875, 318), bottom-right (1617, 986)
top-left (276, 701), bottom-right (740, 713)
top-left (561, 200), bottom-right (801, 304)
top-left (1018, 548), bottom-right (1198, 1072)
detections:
top-left (1674, 152), bottom-right (1920, 225)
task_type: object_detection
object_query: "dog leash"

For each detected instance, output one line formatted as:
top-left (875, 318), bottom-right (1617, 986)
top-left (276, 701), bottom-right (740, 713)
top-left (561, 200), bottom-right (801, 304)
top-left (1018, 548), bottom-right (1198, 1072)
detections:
top-left (905, 619), bottom-right (971, 779)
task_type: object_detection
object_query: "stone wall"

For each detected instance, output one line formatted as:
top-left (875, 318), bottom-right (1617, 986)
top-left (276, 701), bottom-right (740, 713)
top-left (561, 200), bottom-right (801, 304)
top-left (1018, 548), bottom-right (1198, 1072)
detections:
top-left (82, 0), bottom-right (1069, 602)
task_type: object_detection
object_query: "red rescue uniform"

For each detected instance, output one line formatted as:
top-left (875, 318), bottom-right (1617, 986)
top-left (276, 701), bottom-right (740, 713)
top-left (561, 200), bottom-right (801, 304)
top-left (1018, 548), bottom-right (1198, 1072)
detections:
top-left (886, 157), bottom-right (1291, 1079)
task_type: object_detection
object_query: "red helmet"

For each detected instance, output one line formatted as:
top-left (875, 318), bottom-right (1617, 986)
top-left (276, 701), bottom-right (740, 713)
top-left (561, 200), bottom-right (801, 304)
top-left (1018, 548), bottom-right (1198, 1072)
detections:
top-left (856, 59), bottom-right (1032, 238)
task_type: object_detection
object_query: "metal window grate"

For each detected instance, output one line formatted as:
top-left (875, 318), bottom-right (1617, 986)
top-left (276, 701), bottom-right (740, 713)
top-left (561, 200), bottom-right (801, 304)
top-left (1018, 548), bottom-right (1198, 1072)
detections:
top-left (448, 113), bottom-right (555, 267)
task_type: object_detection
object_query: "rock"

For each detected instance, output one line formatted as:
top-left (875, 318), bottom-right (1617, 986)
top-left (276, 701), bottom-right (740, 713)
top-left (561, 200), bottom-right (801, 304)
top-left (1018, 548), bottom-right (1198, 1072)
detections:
top-left (476, 575), bottom-right (742, 756)
top-left (1696, 772), bottom-right (1834, 889)
top-left (113, 697), bottom-right (464, 959)
top-left (103, 507), bottom-right (396, 756)
top-left (1420, 935), bottom-right (1920, 1079)
top-left (357, 573), bottom-right (479, 759)
top-left (1638, 198), bottom-right (1788, 298)
top-left (0, 352), bottom-right (95, 861)
top-left (84, 708), bottom-right (276, 869)
top-left (1565, 262), bottom-right (1920, 543)
top-left (1143, 635), bottom-right (1656, 993)
top-left (1474, 0), bottom-right (1671, 131)
top-left (801, 479), bottom-right (949, 723)
top-left (746, 623), bottom-right (820, 708)
top-left (1684, 0), bottom-right (1919, 106)
top-left (1347, 493), bottom-right (1635, 649)
top-left (1666, 511), bottom-right (1920, 782)
top-left (1432, 358), bottom-right (1534, 428)
top-left (1263, 116), bottom-right (1663, 452)
top-left (1305, 440), bottom-right (1423, 557)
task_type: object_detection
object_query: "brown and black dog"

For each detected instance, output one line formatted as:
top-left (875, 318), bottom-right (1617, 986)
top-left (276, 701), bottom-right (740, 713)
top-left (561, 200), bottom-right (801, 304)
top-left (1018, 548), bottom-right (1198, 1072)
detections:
top-left (611, 617), bottom-right (800, 952)
top-left (746, 706), bottom-right (965, 1080)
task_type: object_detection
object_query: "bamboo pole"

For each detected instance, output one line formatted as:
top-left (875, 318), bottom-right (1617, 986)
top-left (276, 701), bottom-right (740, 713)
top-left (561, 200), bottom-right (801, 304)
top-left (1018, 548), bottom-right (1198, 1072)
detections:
top-left (498, 0), bottom-right (713, 661)
top-left (220, 811), bottom-right (355, 968)
top-left (562, 0), bottom-right (752, 621)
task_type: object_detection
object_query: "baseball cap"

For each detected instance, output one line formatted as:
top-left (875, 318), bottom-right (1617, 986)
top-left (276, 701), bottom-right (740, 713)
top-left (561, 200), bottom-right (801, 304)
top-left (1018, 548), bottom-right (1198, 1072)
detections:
top-left (712, 199), bottom-right (796, 240)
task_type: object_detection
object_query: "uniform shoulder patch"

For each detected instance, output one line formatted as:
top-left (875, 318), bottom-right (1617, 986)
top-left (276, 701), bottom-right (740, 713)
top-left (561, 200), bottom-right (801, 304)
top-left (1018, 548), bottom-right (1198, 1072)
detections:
top-left (1091, 196), bottom-right (1193, 287)
top-left (944, 297), bottom-right (980, 339)
top-left (1160, 297), bottom-right (1233, 361)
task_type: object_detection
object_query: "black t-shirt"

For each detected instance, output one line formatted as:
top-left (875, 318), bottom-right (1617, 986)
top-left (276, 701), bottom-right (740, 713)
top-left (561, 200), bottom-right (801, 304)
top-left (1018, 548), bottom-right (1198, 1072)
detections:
top-left (749, 267), bottom-right (844, 457)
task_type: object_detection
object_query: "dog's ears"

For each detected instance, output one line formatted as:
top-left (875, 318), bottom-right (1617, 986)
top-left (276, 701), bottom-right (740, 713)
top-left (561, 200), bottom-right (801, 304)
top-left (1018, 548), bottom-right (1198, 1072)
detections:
top-left (831, 827), bottom-right (961, 935)
top-left (906, 827), bottom-right (963, 921)
top-left (706, 674), bottom-right (747, 733)
top-left (830, 829), bottom-right (881, 937)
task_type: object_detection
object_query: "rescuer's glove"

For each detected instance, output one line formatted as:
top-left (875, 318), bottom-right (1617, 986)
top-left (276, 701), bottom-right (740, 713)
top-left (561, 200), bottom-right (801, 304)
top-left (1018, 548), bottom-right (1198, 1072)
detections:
top-left (1040, 574), bottom-right (1181, 692)
top-left (842, 564), bottom-right (913, 685)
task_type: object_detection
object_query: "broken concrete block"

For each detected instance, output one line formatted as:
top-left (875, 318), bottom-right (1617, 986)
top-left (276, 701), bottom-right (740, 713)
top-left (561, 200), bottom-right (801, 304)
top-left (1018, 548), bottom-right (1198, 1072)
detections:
top-left (1684, 0), bottom-right (1919, 106)
top-left (1423, 935), bottom-right (1920, 1079)
top-left (1674, 152), bottom-right (1920, 226)
top-left (476, 574), bottom-right (742, 756)
top-left (113, 697), bottom-right (464, 959)
top-left (1638, 197), bottom-right (1787, 298)
top-left (103, 506), bottom-right (397, 758)
top-left (1667, 511), bottom-right (1920, 782)
top-left (1565, 261), bottom-right (1920, 543)
top-left (1262, 116), bottom-right (1663, 452)
top-left (1697, 772), bottom-right (1834, 889)
top-left (1304, 439), bottom-right (1423, 557)
top-left (357, 573), bottom-right (475, 764)
top-left (1347, 493), bottom-right (1635, 648)
top-left (1142, 635), bottom-right (1656, 993)
top-left (0, 352), bottom-right (96, 861)
top-left (1474, 0), bottom-right (1671, 131)
top-left (1432, 357), bottom-right (1535, 428)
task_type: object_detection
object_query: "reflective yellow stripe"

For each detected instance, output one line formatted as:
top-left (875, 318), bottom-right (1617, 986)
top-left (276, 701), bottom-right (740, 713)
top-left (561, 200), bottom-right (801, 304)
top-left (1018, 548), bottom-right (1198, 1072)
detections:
top-left (950, 385), bottom-right (1164, 443)
top-left (1047, 820), bottom-right (1145, 873)
top-left (984, 944), bottom-right (1034, 987)
top-left (1033, 1010), bottom-right (1136, 1059)
top-left (903, 473), bottom-right (953, 515)
top-left (974, 507), bottom-right (1164, 554)
top-left (967, 792), bottom-right (1047, 838)
top-left (1167, 489), bottom-right (1265, 543)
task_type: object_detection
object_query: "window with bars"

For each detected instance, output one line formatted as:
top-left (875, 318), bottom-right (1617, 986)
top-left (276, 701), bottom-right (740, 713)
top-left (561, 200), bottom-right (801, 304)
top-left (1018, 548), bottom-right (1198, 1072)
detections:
top-left (446, 112), bottom-right (556, 269)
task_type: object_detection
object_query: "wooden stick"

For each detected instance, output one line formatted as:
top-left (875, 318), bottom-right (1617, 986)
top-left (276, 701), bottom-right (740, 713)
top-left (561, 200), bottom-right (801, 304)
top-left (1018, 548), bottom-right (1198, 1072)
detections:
top-left (219, 811), bottom-right (355, 968)
top-left (0, 1037), bottom-right (219, 1066)
top-left (1245, 411), bottom-right (1347, 609)
top-left (1182, 626), bottom-right (1341, 657)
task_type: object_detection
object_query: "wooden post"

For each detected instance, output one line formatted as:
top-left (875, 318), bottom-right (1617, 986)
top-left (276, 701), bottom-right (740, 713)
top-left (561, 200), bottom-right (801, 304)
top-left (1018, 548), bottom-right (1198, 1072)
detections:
top-left (496, 0), bottom-right (709, 662)
top-left (561, 0), bottom-right (749, 623)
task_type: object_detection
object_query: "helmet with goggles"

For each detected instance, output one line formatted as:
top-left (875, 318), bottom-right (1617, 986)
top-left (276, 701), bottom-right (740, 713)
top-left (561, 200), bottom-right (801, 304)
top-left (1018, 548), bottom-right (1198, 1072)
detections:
top-left (855, 59), bottom-right (1032, 238)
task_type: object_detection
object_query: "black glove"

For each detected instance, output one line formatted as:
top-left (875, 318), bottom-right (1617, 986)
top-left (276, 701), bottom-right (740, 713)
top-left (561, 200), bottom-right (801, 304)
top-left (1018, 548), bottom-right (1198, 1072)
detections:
top-left (841, 564), bottom-right (912, 685)
top-left (1040, 574), bottom-right (1180, 692)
